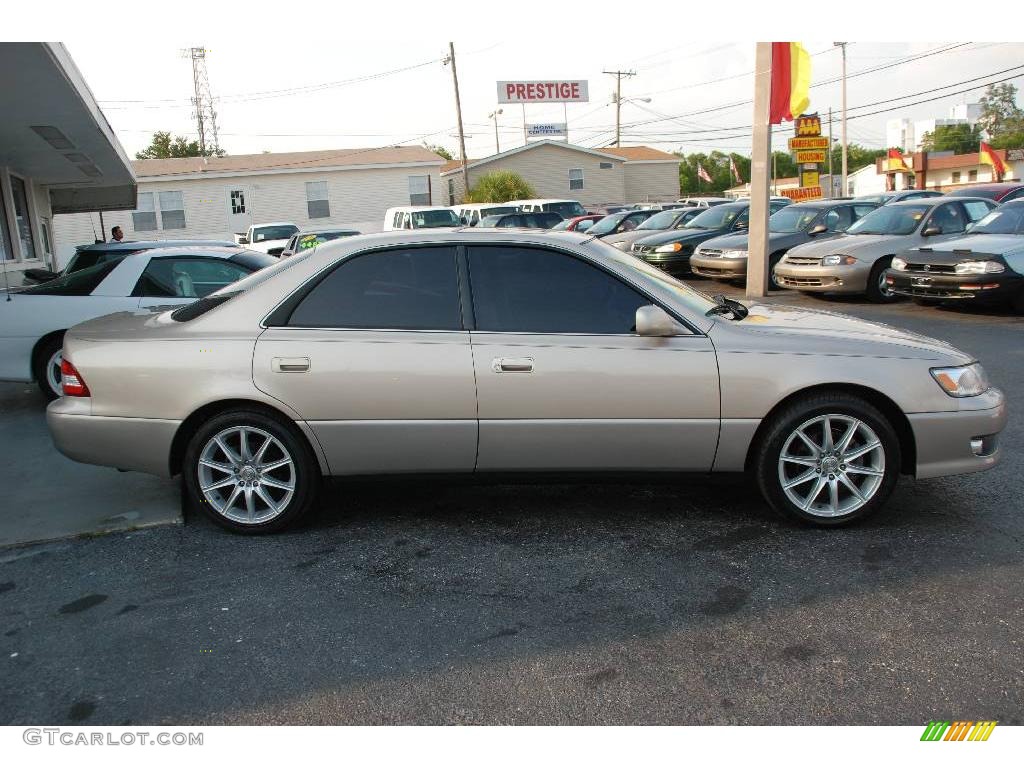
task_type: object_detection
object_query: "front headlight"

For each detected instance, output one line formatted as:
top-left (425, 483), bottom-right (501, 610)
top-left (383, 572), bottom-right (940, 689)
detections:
top-left (721, 249), bottom-right (748, 259)
top-left (891, 257), bottom-right (908, 271)
top-left (931, 363), bottom-right (991, 397)
top-left (655, 242), bottom-right (683, 254)
top-left (822, 254), bottom-right (856, 266)
top-left (955, 260), bottom-right (1005, 274)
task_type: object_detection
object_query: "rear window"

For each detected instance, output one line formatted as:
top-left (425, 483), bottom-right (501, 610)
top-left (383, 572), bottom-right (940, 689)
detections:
top-left (20, 260), bottom-right (119, 296)
top-left (229, 250), bottom-right (278, 271)
top-left (170, 292), bottom-right (241, 322)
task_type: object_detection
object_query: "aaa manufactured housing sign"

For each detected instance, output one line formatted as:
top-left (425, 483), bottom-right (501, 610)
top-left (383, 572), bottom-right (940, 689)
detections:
top-left (788, 137), bottom-right (830, 150)
top-left (795, 150), bottom-right (827, 164)
top-left (498, 80), bottom-right (589, 103)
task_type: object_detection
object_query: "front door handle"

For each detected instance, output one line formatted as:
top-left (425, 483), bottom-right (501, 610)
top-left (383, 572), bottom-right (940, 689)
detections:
top-left (272, 357), bottom-right (310, 373)
top-left (491, 357), bottom-right (534, 373)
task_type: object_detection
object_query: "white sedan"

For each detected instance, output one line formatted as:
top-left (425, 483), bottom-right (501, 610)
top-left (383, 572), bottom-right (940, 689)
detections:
top-left (0, 246), bottom-right (275, 398)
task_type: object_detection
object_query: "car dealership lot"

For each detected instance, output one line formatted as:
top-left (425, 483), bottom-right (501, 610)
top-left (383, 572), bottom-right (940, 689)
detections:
top-left (1, 291), bottom-right (1022, 725)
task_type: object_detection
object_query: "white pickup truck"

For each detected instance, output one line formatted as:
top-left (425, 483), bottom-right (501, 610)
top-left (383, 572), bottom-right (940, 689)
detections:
top-left (235, 222), bottom-right (299, 256)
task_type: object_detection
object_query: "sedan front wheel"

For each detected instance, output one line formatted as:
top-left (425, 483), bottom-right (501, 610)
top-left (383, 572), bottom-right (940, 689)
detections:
top-left (754, 393), bottom-right (901, 526)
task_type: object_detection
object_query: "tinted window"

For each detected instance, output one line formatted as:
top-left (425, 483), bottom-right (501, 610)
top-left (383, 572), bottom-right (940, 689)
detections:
top-left (686, 205), bottom-right (746, 230)
top-left (969, 205), bottom-right (1024, 235)
top-left (287, 247), bottom-right (461, 330)
top-left (134, 257), bottom-right (252, 298)
top-left (468, 246), bottom-right (648, 334)
top-left (962, 200), bottom-right (996, 222)
top-left (20, 260), bottom-right (119, 296)
top-left (545, 201), bottom-right (586, 217)
top-left (848, 204), bottom-right (930, 235)
top-left (638, 210), bottom-right (681, 230)
top-left (410, 209), bottom-right (460, 228)
top-left (926, 203), bottom-right (967, 234)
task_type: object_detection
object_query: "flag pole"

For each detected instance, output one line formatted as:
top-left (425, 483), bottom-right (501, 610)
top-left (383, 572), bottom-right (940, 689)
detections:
top-left (747, 42), bottom-right (773, 299)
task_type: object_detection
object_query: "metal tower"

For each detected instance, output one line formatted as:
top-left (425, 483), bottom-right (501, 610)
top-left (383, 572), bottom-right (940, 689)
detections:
top-left (187, 47), bottom-right (220, 156)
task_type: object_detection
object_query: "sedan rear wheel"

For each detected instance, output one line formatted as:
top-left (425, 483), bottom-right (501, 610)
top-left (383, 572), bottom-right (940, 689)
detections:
top-left (183, 409), bottom-right (321, 533)
top-left (865, 258), bottom-right (899, 303)
top-left (32, 334), bottom-right (65, 400)
top-left (755, 393), bottom-right (900, 526)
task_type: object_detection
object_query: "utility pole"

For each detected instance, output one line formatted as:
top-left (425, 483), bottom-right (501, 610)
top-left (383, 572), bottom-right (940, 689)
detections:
top-left (834, 43), bottom-right (848, 196)
top-left (747, 43), bottom-right (773, 299)
top-left (489, 108), bottom-right (503, 154)
top-left (603, 69), bottom-right (636, 147)
top-left (828, 106), bottom-right (834, 197)
top-left (444, 42), bottom-right (470, 202)
top-left (185, 46), bottom-right (221, 157)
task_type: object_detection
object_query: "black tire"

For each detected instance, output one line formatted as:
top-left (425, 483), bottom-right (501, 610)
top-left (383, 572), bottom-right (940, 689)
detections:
top-left (865, 258), bottom-right (900, 303)
top-left (754, 392), bottom-right (901, 527)
top-left (1012, 287), bottom-right (1024, 315)
top-left (182, 409), bottom-right (321, 534)
top-left (31, 333), bottom-right (65, 400)
top-left (768, 252), bottom-right (786, 291)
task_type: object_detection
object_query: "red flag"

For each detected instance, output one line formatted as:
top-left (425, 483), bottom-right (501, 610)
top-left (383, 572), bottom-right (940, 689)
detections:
top-left (769, 42), bottom-right (792, 125)
top-left (697, 162), bottom-right (712, 184)
top-left (979, 141), bottom-right (1007, 179)
top-left (729, 156), bottom-right (743, 184)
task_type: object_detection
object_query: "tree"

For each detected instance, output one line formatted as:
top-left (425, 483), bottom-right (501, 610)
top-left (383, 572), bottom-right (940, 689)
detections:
top-left (829, 142), bottom-right (887, 174)
top-left (135, 131), bottom-right (224, 160)
top-left (422, 142), bottom-right (454, 161)
top-left (465, 170), bottom-right (535, 203)
top-left (920, 124), bottom-right (983, 155)
top-left (978, 83), bottom-right (1024, 139)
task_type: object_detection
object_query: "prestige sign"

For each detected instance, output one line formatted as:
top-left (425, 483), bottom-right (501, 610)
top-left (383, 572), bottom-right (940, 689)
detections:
top-left (498, 80), bottom-right (589, 103)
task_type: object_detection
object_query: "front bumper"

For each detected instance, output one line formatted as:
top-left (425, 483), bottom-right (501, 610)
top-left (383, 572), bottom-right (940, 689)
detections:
top-left (773, 262), bottom-right (869, 293)
top-left (47, 397), bottom-right (180, 477)
top-left (886, 269), bottom-right (1023, 303)
top-left (632, 251), bottom-right (694, 275)
top-left (690, 255), bottom-right (747, 279)
top-left (909, 388), bottom-right (1007, 479)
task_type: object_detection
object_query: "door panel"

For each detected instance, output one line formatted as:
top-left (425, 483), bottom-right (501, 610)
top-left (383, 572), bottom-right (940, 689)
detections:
top-left (471, 332), bottom-right (720, 472)
top-left (254, 330), bottom-right (477, 474)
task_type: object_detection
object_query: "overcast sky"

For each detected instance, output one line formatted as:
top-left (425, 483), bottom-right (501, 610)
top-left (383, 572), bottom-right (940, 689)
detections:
top-left (66, 40), bottom-right (1024, 162)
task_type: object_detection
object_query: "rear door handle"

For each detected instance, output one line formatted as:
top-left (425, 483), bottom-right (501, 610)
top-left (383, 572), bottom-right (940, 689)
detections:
top-left (491, 357), bottom-right (534, 373)
top-left (272, 357), bottom-right (310, 373)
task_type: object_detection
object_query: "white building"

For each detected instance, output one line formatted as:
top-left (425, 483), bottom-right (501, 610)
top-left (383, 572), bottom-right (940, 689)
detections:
top-left (0, 43), bottom-right (135, 284)
top-left (53, 147), bottom-right (446, 267)
top-left (885, 103), bottom-right (982, 152)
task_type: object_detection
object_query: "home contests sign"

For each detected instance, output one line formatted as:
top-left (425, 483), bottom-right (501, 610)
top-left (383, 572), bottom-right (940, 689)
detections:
top-left (527, 123), bottom-right (568, 138)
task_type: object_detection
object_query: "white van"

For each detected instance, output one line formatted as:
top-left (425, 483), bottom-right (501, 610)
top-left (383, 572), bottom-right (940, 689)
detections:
top-left (383, 206), bottom-right (461, 231)
top-left (508, 199), bottom-right (587, 218)
top-left (450, 203), bottom-right (520, 227)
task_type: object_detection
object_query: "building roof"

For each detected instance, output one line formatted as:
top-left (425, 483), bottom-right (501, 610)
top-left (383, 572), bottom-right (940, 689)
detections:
top-left (439, 141), bottom-right (677, 176)
top-left (133, 146), bottom-right (445, 178)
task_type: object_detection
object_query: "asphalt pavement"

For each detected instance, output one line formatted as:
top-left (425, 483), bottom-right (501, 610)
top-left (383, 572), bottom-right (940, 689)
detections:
top-left (1, 290), bottom-right (1022, 725)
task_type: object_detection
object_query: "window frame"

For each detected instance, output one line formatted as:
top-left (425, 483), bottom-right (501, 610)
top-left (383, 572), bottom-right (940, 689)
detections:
top-left (305, 180), bottom-right (330, 219)
top-left (132, 191), bottom-right (158, 232)
top-left (230, 189), bottom-right (247, 215)
top-left (569, 168), bottom-right (584, 191)
top-left (408, 175), bottom-right (432, 206)
top-left (158, 190), bottom-right (186, 230)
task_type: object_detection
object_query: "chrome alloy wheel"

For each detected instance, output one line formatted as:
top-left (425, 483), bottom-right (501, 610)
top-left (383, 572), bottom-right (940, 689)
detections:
top-left (878, 269), bottom-right (895, 298)
top-left (197, 426), bottom-right (296, 524)
top-left (777, 414), bottom-right (885, 518)
top-left (46, 349), bottom-right (63, 397)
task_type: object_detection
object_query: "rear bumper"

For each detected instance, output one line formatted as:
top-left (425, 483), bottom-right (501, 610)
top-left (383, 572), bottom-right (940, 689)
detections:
top-left (909, 390), bottom-right (1007, 479)
top-left (691, 256), bottom-right (747, 279)
top-left (47, 397), bottom-right (179, 477)
top-left (773, 263), bottom-right (869, 293)
top-left (887, 270), bottom-right (1023, 303)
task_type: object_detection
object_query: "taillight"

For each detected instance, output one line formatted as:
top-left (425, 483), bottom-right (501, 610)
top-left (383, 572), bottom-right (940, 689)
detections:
top-left (60, 359), bottom-right (91, 397)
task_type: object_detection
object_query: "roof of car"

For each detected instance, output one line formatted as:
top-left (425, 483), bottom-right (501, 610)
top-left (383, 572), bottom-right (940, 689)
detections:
top-left (888, 196), bottom-right (990, 207)
top-left (76, 239), bottom-right (237, 252)
top-left (946, 182), bottom-right (1024, 194)
top-left (295, 226), bottom-right (361, 235)
top-left (251, 221), bottom-right (297, 228)
top-left (132, 245), bottom-right (261, 259)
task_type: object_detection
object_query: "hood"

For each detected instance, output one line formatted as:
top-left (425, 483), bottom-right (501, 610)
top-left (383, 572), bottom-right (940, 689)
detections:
top-left (633, 227), bottom-right (728, 247)
top-left (721, 302), bottom-right (970, 362)
top-left (249, 238), bottom-right (291, 253)
top-left (604, 228), bottom-right (666, 246)
top-left (907, 233), bottom-right (1024, 258)
top-left (786, 233), bottom-right (904, 261)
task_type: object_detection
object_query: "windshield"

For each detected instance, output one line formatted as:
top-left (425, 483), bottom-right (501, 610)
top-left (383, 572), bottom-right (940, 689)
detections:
top-left (252, 225), bottom-right (299, 242)
top-left (587, 213), bottom-right (629, 236)
top-left (411, 209), bottom-right (460, 228)
top-left (296, 231), bottom-right (359, 250)
top-left (769, 207), bottom-right (822, 234)
top-left (685, 205), bottom-right (746, 230)
top-left (480, 206), bottom-right (517, 218)
top-left (545, 201), bottom-right (586, 217)
top-left (638, 210), bottom-right (682, 230)
top-left (20, 260), bottom-right (120, 296)
top-left (847, 204), bottom-right (930, 235)
top-left (969, 206), bottom-right (1024, 235)
top-left (550, 219), bottom-right (570, 231)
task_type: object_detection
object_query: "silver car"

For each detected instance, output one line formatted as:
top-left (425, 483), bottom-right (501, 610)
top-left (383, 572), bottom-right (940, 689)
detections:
top-left (775, 198), bottom-right (998, 302)
top-left (47, 230), bottom-right (1006, 533)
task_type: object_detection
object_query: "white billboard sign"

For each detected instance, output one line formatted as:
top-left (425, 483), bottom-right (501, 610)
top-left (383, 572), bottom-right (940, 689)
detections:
top-left (497, 80), bottom-right (589, 104)
top-left (527, 123), bottom-right (567, 138)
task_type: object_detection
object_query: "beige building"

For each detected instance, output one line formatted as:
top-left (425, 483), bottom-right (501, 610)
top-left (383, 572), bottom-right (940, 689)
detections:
top-left (53, 146), bottom-right (445, 266)
top-left (441, 141), bottom-right (680, 207)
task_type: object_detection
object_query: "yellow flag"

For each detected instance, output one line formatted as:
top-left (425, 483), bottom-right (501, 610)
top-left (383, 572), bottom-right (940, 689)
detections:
top-left (789, 43), bottom-right (811, 119)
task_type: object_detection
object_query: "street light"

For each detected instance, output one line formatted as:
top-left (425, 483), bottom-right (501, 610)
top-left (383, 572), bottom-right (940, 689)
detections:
top-left (608, 96), bottom-right (652, 146)
top-left (488, 108), bottom-right (504, 154)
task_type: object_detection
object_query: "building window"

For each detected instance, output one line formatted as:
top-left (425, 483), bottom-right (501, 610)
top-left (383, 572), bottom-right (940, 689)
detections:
top-left (968, 170), bottom-right (978, 182)
top-left (158, 190), bottom-right (186, 230)
top-left (599, 162), bottom-right (613, 169)
top-left (448, 178), bottom-right (455, 206)
top-left (10, 175), bottom-right (37, 260)
top-left (230, 189), bottom-right (246, 214)
top-left (409, 175), bottom-right (431, 205)
top-left (0, 184), bottom-right (12, 261)
top-left (132, 192), bottom-right (157, 232)
top-left (951, 171), bottom-right (961, 184)
top-left (569, 168), bottom-right (584, 191)
top-left (40, 217), bottom-right (52, 257)
top-left (305, 181), bottom-right (330, 219)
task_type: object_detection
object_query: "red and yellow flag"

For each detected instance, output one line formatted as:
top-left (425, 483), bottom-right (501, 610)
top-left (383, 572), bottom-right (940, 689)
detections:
top-left (885, 148), bottom-right (910, 173)
top-left (769, 42), bottom-right (812, 125)
top-left (979, 141), bottom-right (1007, 179)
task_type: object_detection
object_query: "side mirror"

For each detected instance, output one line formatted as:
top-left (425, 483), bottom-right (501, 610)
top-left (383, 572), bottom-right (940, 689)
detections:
top-left (808, 223), bottom-right (828, 235)
top-left (238, 236), bottom-right (249, 245)
top-left (636, 305), bottom-right (681, 337)
top-left (922, 225), bottom-right (941, 237)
